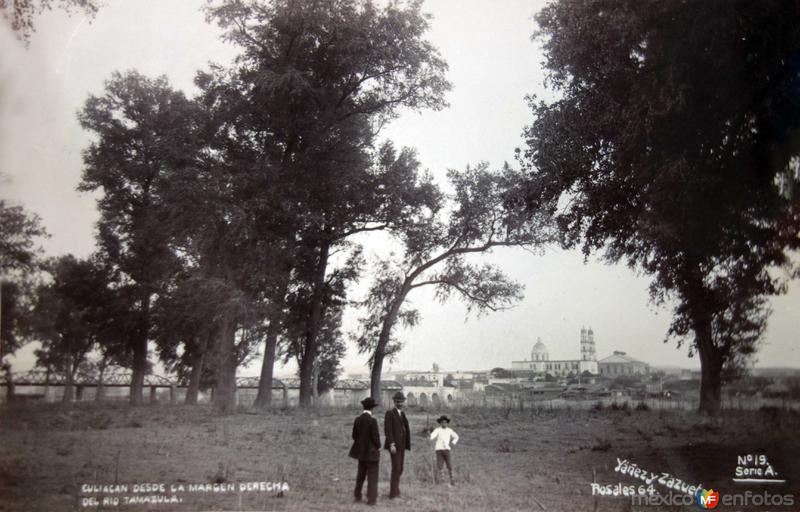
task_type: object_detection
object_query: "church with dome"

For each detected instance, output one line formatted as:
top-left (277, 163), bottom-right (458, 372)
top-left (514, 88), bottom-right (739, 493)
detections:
top-left (510, 327), bottom-right (599, 376)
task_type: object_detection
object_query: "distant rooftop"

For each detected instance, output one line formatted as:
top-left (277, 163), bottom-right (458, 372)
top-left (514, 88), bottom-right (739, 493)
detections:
top-left (598, 351), bottom-right (646, 364)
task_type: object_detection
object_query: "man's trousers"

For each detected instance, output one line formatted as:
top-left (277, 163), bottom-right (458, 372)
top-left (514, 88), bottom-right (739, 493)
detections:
top-left (354, 460), bottom-right (378, 504)
top-left (389, 450), bottom-right (405, 497)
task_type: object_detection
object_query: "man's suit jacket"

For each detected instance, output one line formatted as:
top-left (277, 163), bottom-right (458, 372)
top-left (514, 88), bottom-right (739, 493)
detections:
top-left (349, 412), bottom-right (381, 462)
top-left (384, 408), bottom-right (411, 451)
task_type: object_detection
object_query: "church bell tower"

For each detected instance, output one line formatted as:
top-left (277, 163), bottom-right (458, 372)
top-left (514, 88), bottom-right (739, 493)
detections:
top-left (581, 327), bottom-right (597, 361)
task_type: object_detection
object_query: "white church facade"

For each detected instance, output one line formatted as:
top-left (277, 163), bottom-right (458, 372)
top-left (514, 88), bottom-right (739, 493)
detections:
top-left (511, 327), bottom-right (599, 376)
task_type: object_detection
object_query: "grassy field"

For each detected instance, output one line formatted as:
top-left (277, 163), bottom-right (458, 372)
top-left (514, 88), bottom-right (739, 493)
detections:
top-left (1, 401), bottom-right (799, 511)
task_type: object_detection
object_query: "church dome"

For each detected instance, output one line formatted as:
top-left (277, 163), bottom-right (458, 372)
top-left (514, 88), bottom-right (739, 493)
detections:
top-left (532, 338), bottom-right (549, 361)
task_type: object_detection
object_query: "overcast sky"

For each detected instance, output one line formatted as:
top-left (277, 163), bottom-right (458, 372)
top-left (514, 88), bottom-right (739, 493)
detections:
top-left (2, 0), bottom-right (798, 378)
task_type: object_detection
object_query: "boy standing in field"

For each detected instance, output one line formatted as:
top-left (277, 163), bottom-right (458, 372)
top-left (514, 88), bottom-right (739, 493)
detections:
top-left (429, 415), bottom-right (459, 485)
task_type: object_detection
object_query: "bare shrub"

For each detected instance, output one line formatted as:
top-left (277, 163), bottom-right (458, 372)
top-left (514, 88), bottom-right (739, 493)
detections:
top-left (88, 412), bottom-right (112, 430)
top-left (497, 438), bottom-right (527, 453)
top-left (610, 401), bottom-right (631, 413)
top-left (210, 462), bottom-right (235, 484)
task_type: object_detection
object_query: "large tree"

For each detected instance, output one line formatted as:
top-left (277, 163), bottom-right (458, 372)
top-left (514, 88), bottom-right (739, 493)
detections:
top-left (154, 277), bottom-right (227, 406)
top-left (354, 163), bottom-right (550, 399)
top-left (282, 289), bottom-right (348, 400)
top-left (0, 200), bottom-right (47, 391)
top-left (30, 255), bottom-right (116, 402)
top-left (0, 281), bottom-right (28, 365)
top-left (206, 0), bottom-right (450, 406)
top-left (182, 66), bottom-right (301, 411)
top-left (281, 243), bottom-right (363, 401)
top-left (154, 114), bottom-right (271, 414)
top-left (78, 71), bottom-right (193, 405)
top-left (520, 0), bottom-right (800, 414)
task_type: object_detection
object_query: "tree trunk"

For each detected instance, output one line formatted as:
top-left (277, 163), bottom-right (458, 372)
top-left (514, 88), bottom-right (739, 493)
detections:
top-left (43, 366), bottom-right (50, 401)
top-left (95, 357), bottom-right (107, 402)
top-left (697, 329), bottom-right (723, 415)
top-left (299, 237), bottom-right (331, 407)
top-left (130, 294), bottom-right (151, 406)
top-left (63, 356), bottom-right (75, 403)
top-left (683, 263), bottom-right (724, 415)
top-left (369, 318), bottom-right (396, 399)
top-left (369, 349), bottom-right (385, 402)
top-left (3, 363), bottom-right (15, 403)
top-left (370, 289), bottom-right (409, 400)
top-left (62, 353), bottom-right (75, 403)
top-left (255, 265), bottom-right (292, 409)
top-left (185, 347), bottom-right (205, 406)
top-left (213, 318), bottom-right (238, 415)
top-left (255, 319), bottom-right (281, 409)
top-left (312, 360), bottom-right (320, 403)
top-left (130, 338), bottom-right (146, 405)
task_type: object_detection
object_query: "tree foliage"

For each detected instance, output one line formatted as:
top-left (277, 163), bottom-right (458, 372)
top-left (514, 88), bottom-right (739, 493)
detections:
top-left (0, 0), bottom-right (99, 44)
top-left (355, 163), bottom-right (552, 398)
top-left (78, 71), bottom-right (193, 405)
top-left (68, 0), bottom-right (451, 410)
top-left (0, 200), bottom-right (48, 379)
top-left (281, 244), bottom-right (362, 397)
top-left (0, 200), bottom-right (48, 276)
top-left (204, 0), bottom-right (451, 406)
top-left (520, 0), bottom-right (800, 413)
top-left (30, 255), bottom-right (117, 401)
top-left (1, 280), bottom-right (30, 358)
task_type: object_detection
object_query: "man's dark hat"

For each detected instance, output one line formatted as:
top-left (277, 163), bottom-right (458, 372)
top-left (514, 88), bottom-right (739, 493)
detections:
top-left (392, 391), bottom-right (406, 401)
top-left (361, 397), bottom-right (377, 409)
top-left (437, 415), bottom-right (450, 423)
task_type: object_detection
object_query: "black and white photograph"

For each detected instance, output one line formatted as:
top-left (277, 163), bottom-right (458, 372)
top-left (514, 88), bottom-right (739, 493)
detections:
top-left (1, 1), bottom-right (799, 510)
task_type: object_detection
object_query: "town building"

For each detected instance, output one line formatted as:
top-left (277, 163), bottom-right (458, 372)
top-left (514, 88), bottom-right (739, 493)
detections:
top-left (510, 327), bottom-right (599, 376)
top-left (384, 369), bottom-right (462, 405)
top-left (597, 351), bottom-right (650, 376)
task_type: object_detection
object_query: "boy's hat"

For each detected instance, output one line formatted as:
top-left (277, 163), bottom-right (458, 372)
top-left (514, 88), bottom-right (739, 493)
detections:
top-left (360, 397), bottom-right (378, 409)
top-left (436, 415), bottom-right (451, 424)
top-left (392, 391), bottom-right (406, 402)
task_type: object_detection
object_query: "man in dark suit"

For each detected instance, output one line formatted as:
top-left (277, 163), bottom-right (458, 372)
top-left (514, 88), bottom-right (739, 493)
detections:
top-left (384, 391), bottom-right (410, 498)
top-left (349, 396), bottom-right (381, 505)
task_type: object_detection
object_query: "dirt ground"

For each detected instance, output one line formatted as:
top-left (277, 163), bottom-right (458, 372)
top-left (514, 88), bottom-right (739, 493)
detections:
top-left (1, 401), bottom-right (798, 512)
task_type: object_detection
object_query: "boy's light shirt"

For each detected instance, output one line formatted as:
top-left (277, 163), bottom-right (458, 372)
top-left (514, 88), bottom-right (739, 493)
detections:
top-left (429, 426), bottom-right (459, 451)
